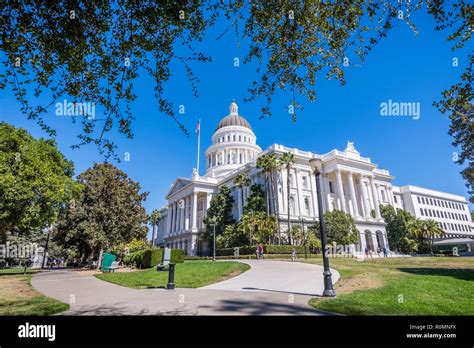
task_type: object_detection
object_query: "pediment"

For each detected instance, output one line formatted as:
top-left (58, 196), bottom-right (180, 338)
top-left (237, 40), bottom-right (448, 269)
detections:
top-left (166, 178), bottom-right (191, 198)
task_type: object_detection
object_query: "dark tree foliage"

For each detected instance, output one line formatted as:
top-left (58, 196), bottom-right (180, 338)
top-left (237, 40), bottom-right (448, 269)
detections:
top-left (201, 185), bottom-right (235, 244)
top-left (0, 1), bottom-right (472, 195)
top-left (242, 184), bottom-right (266, 215)
top-left (53, 162), bottom-right (148, 261)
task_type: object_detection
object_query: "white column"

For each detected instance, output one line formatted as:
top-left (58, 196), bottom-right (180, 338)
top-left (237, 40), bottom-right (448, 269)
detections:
top-left (325, 175), bottom-right (333, 211)
top-left (295, 169), bottom-right (304, 216)
top-left (347, 172), bottom-right (359, 217)
top-left (184, 196), bottom-right (189, 231)
top-left (388, 186), bottom-right (394, 206)
top-left (309, 170), bottom-right (319, 217)
top-left (180, 199), bottom-right (185, 231)
top-left (375, 183), bottom-right (382, 205)
top-left (335, 169), bottom-right (346, 212)
top-left (191, 192), bottom-right (198, 231)
top-left (166, 205), bottom-right (172, 236)
top-left (172, 203), bottom-right (177, 233)
top-left (369, 177), bottom-right (381, 219)
top-left (176, 202), bottom-right (181, 233)
top-left (359, 176), bottom-right (370, 218)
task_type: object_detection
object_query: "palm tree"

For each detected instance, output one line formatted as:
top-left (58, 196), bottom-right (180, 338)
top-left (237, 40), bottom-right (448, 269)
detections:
top-left (148, 210), bottom-right (161, 246)
top-left (234, 173), bottom-right (250, 216)
top-left (420, 219), bottom-right (444, 255)
top-left (238, 213), bottom-right (257, 245)
top-left (279, 152), bottom-right (295, 244)
top-left (256, 154), bottom-right (271, 216)
top-left (407, 218), bottom-right (443, 255)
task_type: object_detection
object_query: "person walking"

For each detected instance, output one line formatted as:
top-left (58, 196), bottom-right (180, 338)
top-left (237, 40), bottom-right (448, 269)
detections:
top-left (258, 244), bottom-right (264, 260)
top-left (291, 248), bottom-right (297, 262)
top-left (255, 245), bottom-right (260, 260)
top-left (383, 246), bottom-right (388, 258)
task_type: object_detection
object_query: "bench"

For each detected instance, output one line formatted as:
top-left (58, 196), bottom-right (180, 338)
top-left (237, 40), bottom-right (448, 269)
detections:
top-left (103, 261), bottom-right (120, 273)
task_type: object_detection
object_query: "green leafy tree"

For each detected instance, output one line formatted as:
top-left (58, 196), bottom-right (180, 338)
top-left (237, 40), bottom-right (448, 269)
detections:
top-left (148, 209), bottom-right (161, 246)
top-left (53, 163), bottom-right (149, 262)
top-left (279, 152), bottom-right (295, 244)
top-left (380, 204), bottom-right (417, 253)
top-left (0, 122), bottom-right (79, 243)
top-left (201, 185), bottom-right (235, 245)
top-left (1, 1), bottom-right (472, 184)
top-left (312, 210), bottom-right (359, 246)
top-left (216, 224), bottom-right (249, 249)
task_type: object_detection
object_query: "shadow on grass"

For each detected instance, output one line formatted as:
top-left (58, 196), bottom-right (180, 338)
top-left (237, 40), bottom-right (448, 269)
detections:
top-left (397, 267), bottom-right (474, 281)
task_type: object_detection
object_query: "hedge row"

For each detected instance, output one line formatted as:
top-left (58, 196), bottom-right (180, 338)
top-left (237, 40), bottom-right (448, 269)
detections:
top-left (216, 244), bottom-right (307, 256)
top-left (123, 248), bottom-right (184, 269)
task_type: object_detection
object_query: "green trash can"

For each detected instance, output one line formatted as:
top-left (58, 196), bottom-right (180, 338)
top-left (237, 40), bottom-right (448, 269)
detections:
top-left (101, 253), bottom-right (116, 272)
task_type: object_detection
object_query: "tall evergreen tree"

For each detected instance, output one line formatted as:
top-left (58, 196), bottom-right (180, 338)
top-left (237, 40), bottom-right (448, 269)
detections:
top-left (53, 163), bottom-right (149, 262)
top-left (201, 185), bottom-right (235, 245)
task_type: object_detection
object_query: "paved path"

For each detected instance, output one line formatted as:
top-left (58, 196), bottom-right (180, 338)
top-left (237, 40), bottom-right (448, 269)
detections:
top-left (31, 260), bottom-right (339, 316)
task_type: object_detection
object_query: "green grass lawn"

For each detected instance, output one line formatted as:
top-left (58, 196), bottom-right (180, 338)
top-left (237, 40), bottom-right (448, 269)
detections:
top-left (95, 260), bottom-right (250, 289)
top-left (0, 267), bottom-right (41, 275)
top-left (0, 274), bottom-right (69, 315)
top-left (301, 257), bottom-right (474, 315)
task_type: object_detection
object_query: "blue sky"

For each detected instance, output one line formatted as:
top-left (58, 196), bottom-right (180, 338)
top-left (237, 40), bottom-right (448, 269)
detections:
top-left (1, 9), bottom-right (471, 238)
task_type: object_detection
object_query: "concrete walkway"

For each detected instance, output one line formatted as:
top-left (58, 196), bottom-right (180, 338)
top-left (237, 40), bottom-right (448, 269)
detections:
top-left (31, 260), bottom-right (339, 316)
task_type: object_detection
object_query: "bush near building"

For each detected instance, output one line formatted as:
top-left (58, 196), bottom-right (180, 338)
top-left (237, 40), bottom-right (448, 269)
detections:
top-left (217, 244), bottom-right (307, 256)
top-left (123, 248), bottom-right (184, 269)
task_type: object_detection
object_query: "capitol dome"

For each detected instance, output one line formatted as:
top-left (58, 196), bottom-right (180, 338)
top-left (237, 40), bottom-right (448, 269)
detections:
top-left (204, 100), bottom-right (262, 178)
top-left (216, 101), bottom-right (252, 130)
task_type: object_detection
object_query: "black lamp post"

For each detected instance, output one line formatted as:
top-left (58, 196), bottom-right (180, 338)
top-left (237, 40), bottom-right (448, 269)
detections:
top-left (309, 157), bottom-right (336, 297)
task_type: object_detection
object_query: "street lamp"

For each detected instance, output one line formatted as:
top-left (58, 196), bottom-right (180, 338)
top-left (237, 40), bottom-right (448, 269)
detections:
top-left (309, 157), bottom-right (336, 297)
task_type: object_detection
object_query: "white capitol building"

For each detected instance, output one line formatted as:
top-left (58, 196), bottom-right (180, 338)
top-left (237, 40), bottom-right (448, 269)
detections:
top-left (157, 101), bottom-right (473, 256)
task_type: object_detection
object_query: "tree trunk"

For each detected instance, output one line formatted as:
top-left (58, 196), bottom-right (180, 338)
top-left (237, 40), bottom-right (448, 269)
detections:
top-left (265, 175), bottom-right (270, 216)
top-left (270, 171), bottom-right (281, 244)
top-left (151, 223), bottom-right (156, 246)
top-left (97, 249), bottom-right (104, 270)
top-left (287, 166), bottom-right (292, 245)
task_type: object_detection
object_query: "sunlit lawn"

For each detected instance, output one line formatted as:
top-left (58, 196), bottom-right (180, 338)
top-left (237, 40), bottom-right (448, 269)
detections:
top-left (0, 274), bottom-right (69, 315)
top-left (300, 257), bottom-right (474, 315)
top-left (95, 261), bottom-right (250, 289)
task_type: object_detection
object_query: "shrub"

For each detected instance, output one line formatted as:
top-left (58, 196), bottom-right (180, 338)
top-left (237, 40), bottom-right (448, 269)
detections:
top-left (142, 249), bottom-right (164, 268)
top-left (216, 246), bottom-right (255, 256)
top-left (264, 245), bottom-right (305, 254)
top-left (123, 249), bottom-right (162, 268)
top-left (170, 249), bottom-right (185, 263)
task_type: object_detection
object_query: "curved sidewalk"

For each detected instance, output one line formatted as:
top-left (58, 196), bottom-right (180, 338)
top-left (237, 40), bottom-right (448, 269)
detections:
top-left (31, 260), bottom-right (339, 316)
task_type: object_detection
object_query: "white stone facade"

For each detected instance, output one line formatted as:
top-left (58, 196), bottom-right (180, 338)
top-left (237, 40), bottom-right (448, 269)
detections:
top-left (157, 101), bottom-right (473, 256)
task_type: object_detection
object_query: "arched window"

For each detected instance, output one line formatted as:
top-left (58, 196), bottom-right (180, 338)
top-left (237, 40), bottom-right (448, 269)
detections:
top-left (304, 197), bottom-right (310, 216)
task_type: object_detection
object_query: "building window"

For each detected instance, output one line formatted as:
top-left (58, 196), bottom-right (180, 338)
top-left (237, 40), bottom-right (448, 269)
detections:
top-left (239, 135), bottom-right (241, 141)
top-left (394, 195), bottom-right (398, 203)
top-left (289, 174), bottom-right (294, 188)
top-left (304, 197), bottom-right (310, 216)
top-left (289, 196), bottom-right (296, 215)
top-left (302, 176), bottom-right (308, 189)
top-left (233, 135), bottom-right (236, 141)
top-left (420, 208), bottom-right (424, 216)
top-left (329, 181), bottom-right (334, 194)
